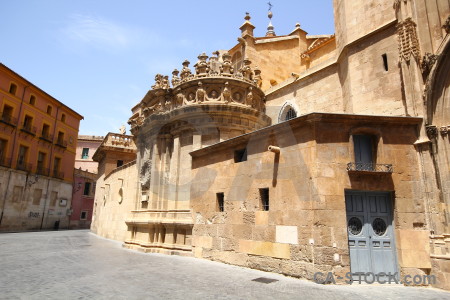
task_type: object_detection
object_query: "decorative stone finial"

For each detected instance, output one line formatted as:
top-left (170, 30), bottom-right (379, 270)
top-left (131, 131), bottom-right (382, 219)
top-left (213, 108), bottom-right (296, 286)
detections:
top-left (180, 60), bottom-right (192, 80)
top-left (295, 23), bottom-right (301, 29)
top-left (240, 11), bottom-right (255, 37)
top-left (266, 3), bottom-right (276, 37)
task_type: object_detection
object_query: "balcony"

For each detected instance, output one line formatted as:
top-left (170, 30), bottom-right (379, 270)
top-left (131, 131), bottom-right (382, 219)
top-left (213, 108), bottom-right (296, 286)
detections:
top-left (16, 161), bottom-right (32, 172)
top-left (20, 124), bottom-right (37, 136)
top-left (0, 156), bottom-right (12, 168)
top-left (347, 162), bottom-right (393, 173)
top-left (52, 170), bottom-right (64, 179)
top-left (0, 113), bottom-right (17, 127)
top-left (55, 139), bottom-right (68, 148)
top-left (39, 133), bottom-right (53, 143)
top-left (36, 166), bottom-right (50, 176)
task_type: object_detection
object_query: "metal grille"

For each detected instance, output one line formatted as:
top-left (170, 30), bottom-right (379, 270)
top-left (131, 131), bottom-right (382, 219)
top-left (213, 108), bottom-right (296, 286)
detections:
top-left (347, 162), bottom-right (393, 173)
top-left (372, 218), bottom-right (387, 236)
top-left (348, 217), bottom-right (363, 235)
top-left (285, 108), bottom-right (297, 121)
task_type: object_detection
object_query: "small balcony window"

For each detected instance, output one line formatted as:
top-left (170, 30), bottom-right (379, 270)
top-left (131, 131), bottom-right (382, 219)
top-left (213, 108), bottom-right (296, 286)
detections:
top-left (81, 148), bottom-right (89, 159)
top-left (9, 83), bottom-right (17, 95)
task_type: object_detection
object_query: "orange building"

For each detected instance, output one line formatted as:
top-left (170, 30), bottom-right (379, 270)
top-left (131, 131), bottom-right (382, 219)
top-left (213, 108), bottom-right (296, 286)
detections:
top-left (0, 63), bottom-right (83, 231)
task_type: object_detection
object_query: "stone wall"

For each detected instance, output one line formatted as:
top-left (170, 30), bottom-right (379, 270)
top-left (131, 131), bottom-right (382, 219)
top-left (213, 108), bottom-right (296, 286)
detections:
top-left (0, 168), bottom-right (72, 231)
top-left (91, 161), bottom-right (138, 241)
top-left (190, 113), bottom-right (426, 281)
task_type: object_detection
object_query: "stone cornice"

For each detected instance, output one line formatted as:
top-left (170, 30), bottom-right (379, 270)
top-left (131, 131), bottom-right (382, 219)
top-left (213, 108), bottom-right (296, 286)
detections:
top-left (190, 113), bottom-right (422, 157)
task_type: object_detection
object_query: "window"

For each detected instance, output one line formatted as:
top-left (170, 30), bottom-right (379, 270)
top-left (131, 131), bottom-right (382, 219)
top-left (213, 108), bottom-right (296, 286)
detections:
top-left (23, 115), bottom-right (33, 131)
top-left (50, 191), bottom-right (58, 206)
top-left (81, 148), bottom-right (89, 159)
top-left (53, 157), bottom-right (61, 177)
top-left (17, 145), bottom-right (28, 168)
top-left (29, 95), bottom-right (36, 105)
top-left (32, 188), bottom-right (42, 205)
top-left (37, 151), bottom-right (46, 173)
top-left (259, 188), bottom-right (269, 211)
top-left (83, 182), bottom-right (91, 196)
top-left (46, 105), bottom-right (52, 115)
top-left (382, 54), bottom-right (388, 71)
top-left (41, 124), bottom-right (50, 139)
top-left (217, 193), bottom-right (224, 212)
top-left (1, 104), bottom-right (14, 124)
top-left (285, 108), bottom-right (297, 121)
top-left (9, 83), bottom-right (17, 95)
top-left (57, 131), bottom-right (65, 145)
top-left (0, 138), bottom-right (7, 161)
top-left (61, 113), bottom-right (66, 123)
top-left (234, 148), bottom-right (247, 163)
top-left (80, 211), bottom-right (88, 220)
top-left (117, 160), bottom-right (124, 167)
top-left (353, 135), bottom-right (375, 171)
top-left (279, 104), bottom-right (298, 122)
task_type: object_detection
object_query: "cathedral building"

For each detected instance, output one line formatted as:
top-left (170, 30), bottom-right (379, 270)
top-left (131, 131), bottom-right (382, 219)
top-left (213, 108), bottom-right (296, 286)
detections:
top-left (91, 0), bottom-right (450, 290)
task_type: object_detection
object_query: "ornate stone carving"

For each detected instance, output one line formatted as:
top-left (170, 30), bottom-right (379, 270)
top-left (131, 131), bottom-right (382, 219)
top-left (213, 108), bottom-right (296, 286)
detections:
top-left (253, 66), bottom-right (262, 88)
top-left (194, 53), bottom-right (209, 75)
top-left (240, 59), bottom-right (253, 80)
top-left (162, 75), bottom-right (170, 89)
top-left (171, 69), bottom-right (180, 86)
top-left (140, 158), bottom-right (151, 190)
top-left (440, 126), bottom-right (449, 136)
top-left (175, 91), bottom-right (184, 107)
top-left (152, 74), bottom-right (166, 89)
top-left (196, 82), bottom-right (206, 103)
top-left (426, 125), bottom-right (438, 139)
top-left (209, 51), bottom-right (220, 75)
top-left (421, 52), bottom-right (438, 80)
top-left (246, 87), bottom-right (253, 106)
top-left (443, 15), bottom-right (450, 34)
top-left (220, 52), bottom-right (234, 75)
top-left (397, 18), bottom-right (420, 62)
top-left (223, 82), bottom-right (231, 103)
top-left (180, 60), bottom-right (192, 80)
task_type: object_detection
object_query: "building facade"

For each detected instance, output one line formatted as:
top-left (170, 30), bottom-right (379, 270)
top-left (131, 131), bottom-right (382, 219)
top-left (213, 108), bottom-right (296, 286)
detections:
top-left (91, 0), bottom-right (450, 290)
top-left (70, 135), bottom-right (104, 229)
top-left (0, 63), bottom-right (83, 231)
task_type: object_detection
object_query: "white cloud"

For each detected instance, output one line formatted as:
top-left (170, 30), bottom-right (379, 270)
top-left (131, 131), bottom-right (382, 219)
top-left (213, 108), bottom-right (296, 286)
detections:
top-left (61, 14), bottom-right (140, 50)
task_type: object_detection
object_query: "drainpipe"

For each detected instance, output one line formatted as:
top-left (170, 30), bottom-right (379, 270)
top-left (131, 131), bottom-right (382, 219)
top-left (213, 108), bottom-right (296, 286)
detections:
top-left (42, 105), bottom-right (60, 229)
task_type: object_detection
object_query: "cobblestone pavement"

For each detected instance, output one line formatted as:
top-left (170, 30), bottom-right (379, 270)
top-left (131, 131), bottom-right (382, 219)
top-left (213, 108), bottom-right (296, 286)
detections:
top-left (0, 230), bottom-right (449, 300)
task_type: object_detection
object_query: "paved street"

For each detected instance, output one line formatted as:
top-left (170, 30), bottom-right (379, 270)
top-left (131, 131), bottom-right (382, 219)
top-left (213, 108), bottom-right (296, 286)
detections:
top-left (0, 230), bottom-right (449, 300)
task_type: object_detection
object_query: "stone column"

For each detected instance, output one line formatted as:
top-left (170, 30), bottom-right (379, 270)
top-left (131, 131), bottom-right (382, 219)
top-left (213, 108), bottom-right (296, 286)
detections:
top-left (167, 133), bottom-right (180, 210)
top-left (149, 138), bottom-right (160, 209)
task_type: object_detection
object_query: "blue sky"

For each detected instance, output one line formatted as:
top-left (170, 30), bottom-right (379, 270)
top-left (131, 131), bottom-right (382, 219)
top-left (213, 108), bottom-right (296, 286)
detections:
top-left (1, 1), bottom-right (334, 135)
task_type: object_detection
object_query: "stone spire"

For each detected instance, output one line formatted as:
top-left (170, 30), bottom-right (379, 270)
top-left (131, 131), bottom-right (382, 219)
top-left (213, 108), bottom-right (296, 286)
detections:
top-left (266, 5), bottom-right (276, 37)
top-left (240, 12), bottom-right (255, 37)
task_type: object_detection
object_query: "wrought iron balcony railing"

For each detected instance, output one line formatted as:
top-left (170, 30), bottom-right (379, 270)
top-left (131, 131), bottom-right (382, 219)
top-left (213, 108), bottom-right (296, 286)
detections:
top-left (0, 156), bottom-right (12, 168)
top-left (55, 139), bottom-right (68, 148)
top-left (52, 170), bottom-right (64, 179)
top-left (347, 162), bottom-right (393, 173)
top-left (21, 124), bottom-right (37, 135)
top-left (0, 113), bottom-right (18, 127)
top-left (36, 166), bottom-right (50, 176)
top-left (39, 133), bottom-right (53, 143)
top-left (16, 161), bottom-right (32, 172)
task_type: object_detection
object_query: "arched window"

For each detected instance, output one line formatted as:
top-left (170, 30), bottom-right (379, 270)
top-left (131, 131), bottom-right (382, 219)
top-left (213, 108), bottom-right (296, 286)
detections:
top-left (278, 103), bottom-right (298, 123)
